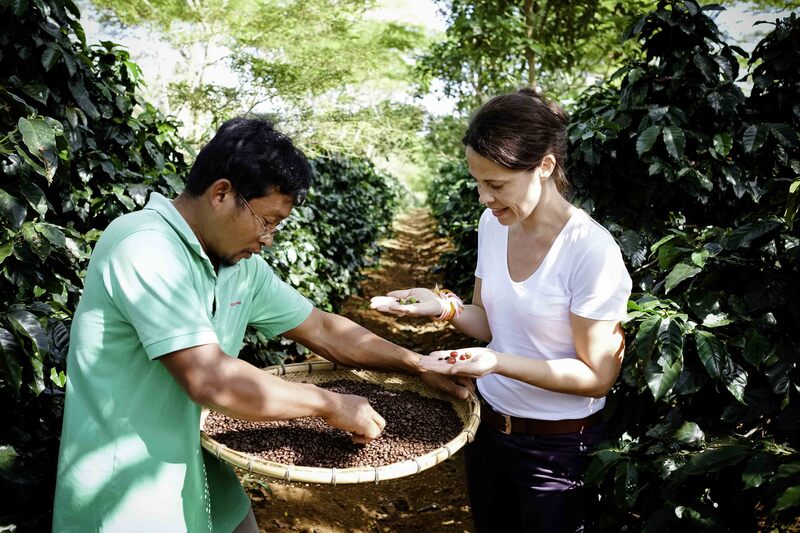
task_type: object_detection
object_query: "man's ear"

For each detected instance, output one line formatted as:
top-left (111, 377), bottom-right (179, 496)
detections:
top-left (539, 154), bottom-right (556, 180)
top-left (208, 179), bottom-right (233, 205)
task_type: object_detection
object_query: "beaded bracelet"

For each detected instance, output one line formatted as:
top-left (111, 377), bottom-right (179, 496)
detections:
top-left (432, 285), bottom-right (464, 321)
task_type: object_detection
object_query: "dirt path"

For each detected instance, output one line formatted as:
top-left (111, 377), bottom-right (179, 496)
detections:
top-left (249, 208), bottom-right (476, 532)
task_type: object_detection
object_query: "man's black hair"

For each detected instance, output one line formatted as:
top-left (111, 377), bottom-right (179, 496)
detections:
top-left (185, 116), bottom-right (312, 204)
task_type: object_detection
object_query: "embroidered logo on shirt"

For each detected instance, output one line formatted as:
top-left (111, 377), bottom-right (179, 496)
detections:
top-left (230, 301), bottom-right (241, 307)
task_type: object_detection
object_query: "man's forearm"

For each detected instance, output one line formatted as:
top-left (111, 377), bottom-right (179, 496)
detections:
top-left (310, 312), bottom-right (420, 373)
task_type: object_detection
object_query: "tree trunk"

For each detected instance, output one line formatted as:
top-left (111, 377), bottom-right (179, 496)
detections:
top-left (524, 0), bottom-right (537, 90)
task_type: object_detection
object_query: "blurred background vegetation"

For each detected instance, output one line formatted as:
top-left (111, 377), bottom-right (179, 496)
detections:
top-left (1, 0), bottom-right (798, 531)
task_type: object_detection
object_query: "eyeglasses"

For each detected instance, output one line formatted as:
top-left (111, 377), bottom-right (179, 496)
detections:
top-left (238, 193), bottom-right (286, 238)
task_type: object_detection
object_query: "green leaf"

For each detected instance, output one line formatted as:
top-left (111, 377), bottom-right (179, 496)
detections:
top-left (41, 45), bottom-right (60, 71)
top-left (49, 366), bottom-right (66, 387)
top-left (635, 315), bottom-right (661, 361)
top-left (686, 445), bottom-right (749, 474)
top-left (34, 222), bottom-right (66, 247)
top-left (0, 189), bottom-right (28, 229)
top-left (773, 486), bottom-right (800, 514)
top-left (0, 327), bottom-right (23, 393)
top-left (742, 125), bottom-right (767, 153)
top-left (20, 181), bottom-right (48, 215)
top-left (0, 241), bottom-right (13, 264)
top-left (67, 77), bottom-right (101, 121)
top-left (614, 461), bottom-right (639, 508)
top-left (724, 220), bottom-right (781, 250)
top-left (12, 0), bottom-right (29, 16)
top-left (769, 123), bottom-right (799, 148)
top-left (662, 126), bottom-right (685, 160)
top-left (721, 357), bottom-right (748, 404)
top-left (665, 262), bottom-right (701, 293)
top-left (8, 309), bottom-right (49, 358)
top-left (695, 330), bottom-right (726, 379)
top-left (647, 318), bottom-right (684, 400)
top-left (674, 421), bottom-right (704, 446)
top-left (30, 356), bottom-right (45, 395)
top-left (713, 132), bottom-right (732, 156)
top-left (636, 125), bottom-right (660, 156)
top-left (18, 117), bottom-right (58, 182)
top-left (773, 462), bottom-right (800, 481)
top-left (742, 453), bottom-right (771, 489)
top-left (0, 445), bottom-right (19, 471)
top-left (22, 222), bottom-right (50, 260)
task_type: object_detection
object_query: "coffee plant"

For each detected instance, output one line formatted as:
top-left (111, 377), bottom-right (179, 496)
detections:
top-left (569, 3), bottom-right (799, 531)
top-left (426, 159), bottom-right (482, 298)
top-left (427, 2), bottom-right (799, 530)
top-left (0, 1), bottom-right (404, 529)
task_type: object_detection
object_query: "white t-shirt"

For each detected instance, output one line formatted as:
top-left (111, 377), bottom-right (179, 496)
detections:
top-left (475, 207), bottom-right (632, 420)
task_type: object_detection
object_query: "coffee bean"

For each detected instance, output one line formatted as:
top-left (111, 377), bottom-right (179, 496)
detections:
top-left (203, 381), bottom-right (462, 468)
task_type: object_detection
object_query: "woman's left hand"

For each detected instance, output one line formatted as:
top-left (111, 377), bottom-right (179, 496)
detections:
top-left (419, 347), bottom-right (498, 378)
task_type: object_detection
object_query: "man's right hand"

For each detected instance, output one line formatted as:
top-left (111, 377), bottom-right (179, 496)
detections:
top-left (321, 391), bottom-right (386, 444)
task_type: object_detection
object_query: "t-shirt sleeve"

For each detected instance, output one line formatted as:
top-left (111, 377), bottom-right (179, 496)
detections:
top-left (103, 230), bottom-right (219, 360)
top-left (474, 209), bottom-right (491, 279)
top-left (570, 237), bottom-right (632, 321)
top-left (248, 257), bottom-right (313, 338)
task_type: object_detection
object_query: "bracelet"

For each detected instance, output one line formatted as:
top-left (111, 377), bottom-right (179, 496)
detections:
top-left (432, 285), bottom-right (464, 321)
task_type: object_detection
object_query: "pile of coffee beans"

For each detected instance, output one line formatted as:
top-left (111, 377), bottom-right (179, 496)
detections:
top-left (203, 380), bottom-right (463, 468)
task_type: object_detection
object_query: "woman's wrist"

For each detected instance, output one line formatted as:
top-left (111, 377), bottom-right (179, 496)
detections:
top-left (431, 286), bottom-right (465, 321)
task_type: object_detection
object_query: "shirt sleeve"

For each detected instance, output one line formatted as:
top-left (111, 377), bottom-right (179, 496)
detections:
top-left (248, 257), bottom-right (313, 338)
top-left (569, 237), bottom-right (632, 321)
top-left (103, 230), bottom-right (219, 360)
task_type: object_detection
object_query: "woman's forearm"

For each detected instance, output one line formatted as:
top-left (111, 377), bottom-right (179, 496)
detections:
top-left (449, 303), bottom-right (492, 342)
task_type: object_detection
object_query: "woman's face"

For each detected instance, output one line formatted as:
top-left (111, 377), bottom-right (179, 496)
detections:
top-left (466, 146), bottom-right (542, 225)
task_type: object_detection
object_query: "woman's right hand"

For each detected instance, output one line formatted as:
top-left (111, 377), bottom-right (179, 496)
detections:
top-left (322, 391), bottom-right (386, 444)
top-left (369, 288), bottom-right (444, 319)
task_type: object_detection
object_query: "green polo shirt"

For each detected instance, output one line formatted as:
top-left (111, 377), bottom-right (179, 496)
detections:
top-left (52, 193), bottom-right (312, 532)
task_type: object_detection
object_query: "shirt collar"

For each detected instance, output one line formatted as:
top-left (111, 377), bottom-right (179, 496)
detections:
top-left (143, 192), bottom-right (211, 264)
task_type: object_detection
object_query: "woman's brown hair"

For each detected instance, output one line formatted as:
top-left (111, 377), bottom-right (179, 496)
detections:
top-left (462, 88), bottom-right (570, 193)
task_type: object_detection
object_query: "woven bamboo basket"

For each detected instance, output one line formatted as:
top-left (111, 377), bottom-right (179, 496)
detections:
top-left (200, 360), bottom-right (480, 485)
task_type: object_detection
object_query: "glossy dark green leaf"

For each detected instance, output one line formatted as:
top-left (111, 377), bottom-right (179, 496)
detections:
top-left (34, 222), bottom-right (66, 247)
top-left (0, 189), bottom-right (28, 229)
top-left (635, 315), bottom-right (661, 361)
top-left (0, 445), bottom-right (19, 471)
top-left (724, 219), bottom-right (781, 250)
top-left (674, 421), bottom-right (704, 446)
top-left (18, 117), bottom-right (58, 182)
top-left (686, 445), bottom-right (750, 474)
top-left (21, 223), bottom-right (50, 260)
top-left (0, 241), bottom-right (13, 265)
top-left (20, 181), bottom-right (48, 215)
top-left (742, 453), bottom-right (771, 489)
top-left (41, 45), bottom-right (60, 71)
top-left (0, 327), bottom-right (24, 393)
top-left (29, 356), bottom-right (45, 395)
top-left (662, 126), bottom-right (685, 160)
top-left (614, 461), bottom-right (639, 508)
top-left (695, 330), bottom-right (725, 379)
top-left (67, 77), bottom-right (100, 121)
top-left (8, 309), bottom-right (49, 358)
top-left (712, 132), bottom-right (732, 156)
top-left (721, 357), bottom-right (748, 404)
top-left (636, 125), bottom-right (661, 156)
top-left (742, 125), bottom-right (767, 153)
top-left (647, 318), bottom-right (684, 400)
top-left (773, 486), bottom-right (800, 514)
top-left (665, 262), bottom-right (701, 293)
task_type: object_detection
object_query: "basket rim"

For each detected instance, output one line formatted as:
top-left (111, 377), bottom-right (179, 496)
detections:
top-left (200, 361), bottom-right (481, 485)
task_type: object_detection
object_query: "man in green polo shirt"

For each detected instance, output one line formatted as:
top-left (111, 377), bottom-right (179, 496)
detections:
top-left (52, 117), bottom-right (469, 532)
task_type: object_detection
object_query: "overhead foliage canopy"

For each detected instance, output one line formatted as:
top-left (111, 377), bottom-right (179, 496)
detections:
top-left (90, 0), bottom-right (431, 161)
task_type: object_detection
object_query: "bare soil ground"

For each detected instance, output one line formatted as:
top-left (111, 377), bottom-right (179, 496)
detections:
top-left (247, 208), bottom-right (477, 532)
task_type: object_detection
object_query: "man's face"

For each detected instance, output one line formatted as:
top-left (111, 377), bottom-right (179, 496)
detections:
top-left (208, 187), bottom-right (295, 267)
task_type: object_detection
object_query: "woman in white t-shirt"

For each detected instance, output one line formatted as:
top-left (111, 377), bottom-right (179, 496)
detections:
top-left (371, 89), bottom-right (632, 532)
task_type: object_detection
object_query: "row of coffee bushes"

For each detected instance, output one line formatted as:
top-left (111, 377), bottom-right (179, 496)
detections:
top-left (240, 154), bottom-right (403, 365)
top-left (426, 3), bottom-right (799, 529)
top-left (0, 0), bottom-right (401, 529)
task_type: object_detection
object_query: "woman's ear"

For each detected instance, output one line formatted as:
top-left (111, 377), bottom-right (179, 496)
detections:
top-left (539, 155), bottom-right (556, 180)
